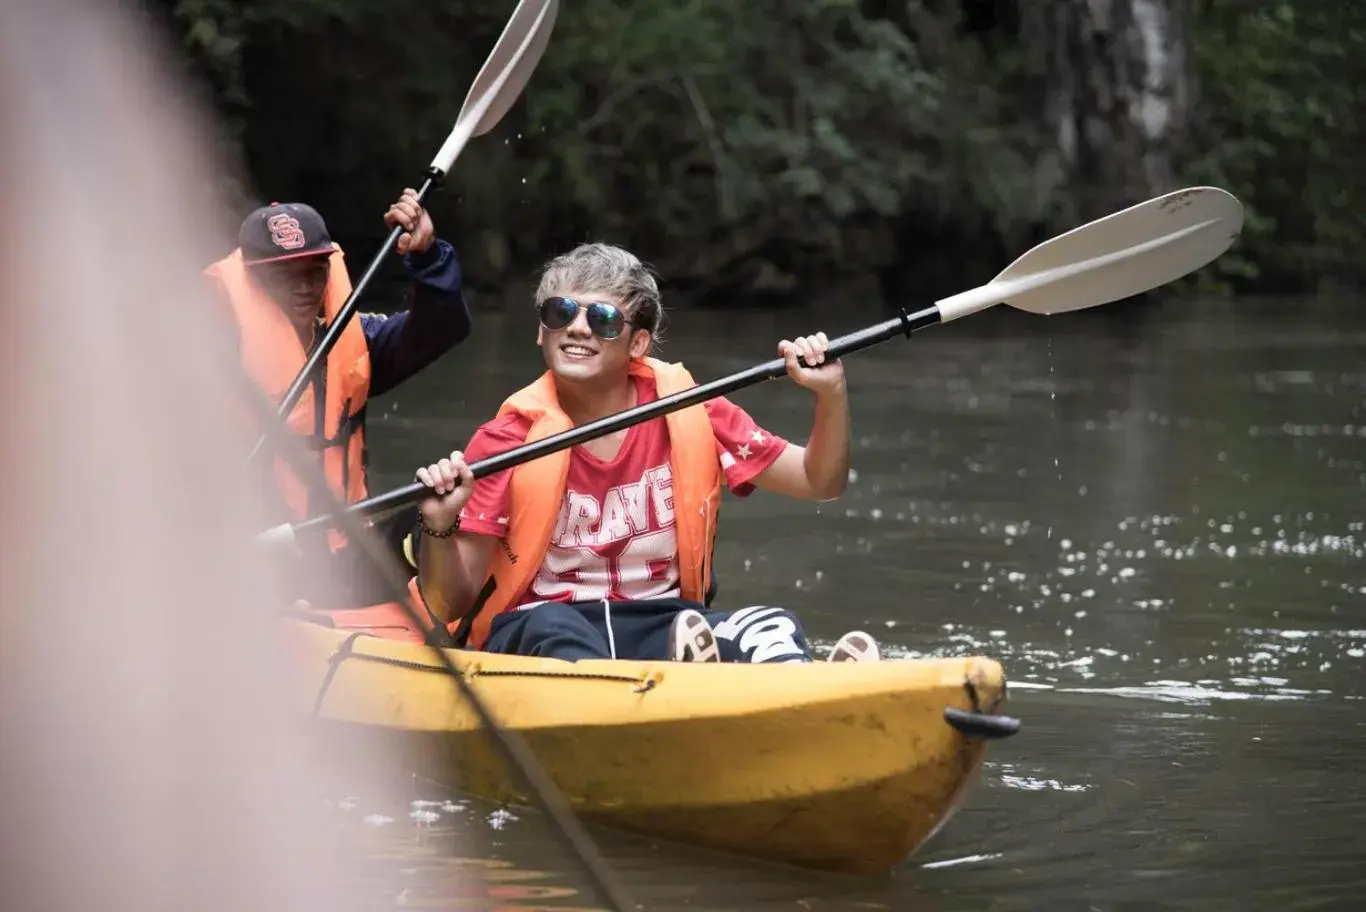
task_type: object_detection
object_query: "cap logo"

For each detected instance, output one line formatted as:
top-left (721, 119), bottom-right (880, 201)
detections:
top-left (266, 213), bottom-right (306, 250)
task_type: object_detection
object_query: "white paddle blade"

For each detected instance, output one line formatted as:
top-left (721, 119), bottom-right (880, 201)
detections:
top-left (428, 0), bottom-right (559, 175)
top-left (935, 187), bottom-right (1244, 322)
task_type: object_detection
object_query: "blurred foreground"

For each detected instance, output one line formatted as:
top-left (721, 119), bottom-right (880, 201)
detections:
top-left (0, 2), bottom-right (415, 908)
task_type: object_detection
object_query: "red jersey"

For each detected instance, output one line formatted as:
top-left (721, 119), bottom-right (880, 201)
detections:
top-left (457, 375), bottom-right (789, 608)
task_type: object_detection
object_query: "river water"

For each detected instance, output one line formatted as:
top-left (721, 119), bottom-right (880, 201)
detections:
top-left (336, 291), bottom-right (1365, 910)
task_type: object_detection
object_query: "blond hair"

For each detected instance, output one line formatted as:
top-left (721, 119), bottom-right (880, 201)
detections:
top-left (535, 243), bottom-right (667, 343)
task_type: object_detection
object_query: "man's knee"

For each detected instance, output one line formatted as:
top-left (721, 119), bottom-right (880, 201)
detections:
top-left (523, 601), bottom-right (591, 634)
top-left (521, 606), bottom-right (609, 647)
top-left (711, 605), bottom-right (810, 663)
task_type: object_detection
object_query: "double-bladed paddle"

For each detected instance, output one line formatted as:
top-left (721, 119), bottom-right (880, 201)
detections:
top-left (257, 185), bottom-right (1243, 548)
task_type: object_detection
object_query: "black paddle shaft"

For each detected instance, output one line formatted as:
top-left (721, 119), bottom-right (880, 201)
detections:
top-left (278, 302), bottom-right (944, 539)
top-left (245, 170), bottom-right (442, 466)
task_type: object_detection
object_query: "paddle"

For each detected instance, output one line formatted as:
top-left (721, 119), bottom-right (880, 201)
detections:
top-left (257, 185), bottom-right (1243, 548)
top-left (245, 0), bottom-right (560, 466)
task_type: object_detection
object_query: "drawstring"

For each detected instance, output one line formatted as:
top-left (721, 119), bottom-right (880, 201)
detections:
top-left (603, 598), bottom-right (617, 660)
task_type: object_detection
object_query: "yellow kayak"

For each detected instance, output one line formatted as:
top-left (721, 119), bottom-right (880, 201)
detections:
top-left (283, 617), bottom-right (1017, 874)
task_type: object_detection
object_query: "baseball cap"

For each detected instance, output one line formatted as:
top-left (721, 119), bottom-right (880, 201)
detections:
top-left (238, 201), bottom-right (334, 265)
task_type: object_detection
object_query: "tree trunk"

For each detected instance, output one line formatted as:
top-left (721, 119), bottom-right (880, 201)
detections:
top-left (1024, 0), bottom-right (1192, 227)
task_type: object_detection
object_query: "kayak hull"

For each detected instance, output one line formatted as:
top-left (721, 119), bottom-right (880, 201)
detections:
top-left (286, 617), bottom-right (1009, 874)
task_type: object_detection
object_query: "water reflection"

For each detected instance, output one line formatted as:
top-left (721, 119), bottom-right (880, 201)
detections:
top-left (335, 791), bottom-right (951, 911)
top-left (332, 794), bottom-right (595, 911)
top-left (349, 293), bottom-right (1366, 909)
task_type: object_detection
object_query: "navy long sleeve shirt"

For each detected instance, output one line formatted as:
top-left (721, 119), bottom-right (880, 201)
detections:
top-left (358, 238), bottom-right (471, 397)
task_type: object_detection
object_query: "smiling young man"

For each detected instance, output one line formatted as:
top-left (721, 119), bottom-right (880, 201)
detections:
top-left (207, 189), bottom-right (471, 607)
top-left (408, 242), bottom-right (878, 664)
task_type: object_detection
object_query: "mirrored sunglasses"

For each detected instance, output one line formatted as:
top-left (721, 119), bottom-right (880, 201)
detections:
top-left (537, 296), bottom-right (637, 341)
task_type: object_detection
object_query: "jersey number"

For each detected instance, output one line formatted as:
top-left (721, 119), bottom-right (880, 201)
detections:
top-left (530, 530), bottom-right (677, 601)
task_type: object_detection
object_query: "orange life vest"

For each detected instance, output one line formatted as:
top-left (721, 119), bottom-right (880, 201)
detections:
top-left (205, 245), bottom-right (371, 551)
top-left (405, 357), bottom-right (722, 649)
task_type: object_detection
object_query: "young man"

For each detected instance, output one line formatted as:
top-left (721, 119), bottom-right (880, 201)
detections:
top-left (207, 190), bottom-right (472, 607)
top-left (409, 242), bottom-right (878, 664)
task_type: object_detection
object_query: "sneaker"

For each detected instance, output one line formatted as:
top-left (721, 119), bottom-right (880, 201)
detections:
top-left (669, 608), bottom-right (720, 663)
top-left (828, 630), bottom-right (880, 662)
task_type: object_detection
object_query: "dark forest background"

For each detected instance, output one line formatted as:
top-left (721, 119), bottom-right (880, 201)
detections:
top-left (159, 0), bottom-right (1364, 307)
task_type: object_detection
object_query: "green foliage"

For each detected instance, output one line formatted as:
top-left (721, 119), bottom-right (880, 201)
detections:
top-left (1183, 2), bottom-right (1366, 290)
top-left (153, 0), bottom-right (1036, 293)
top-left (157, 0), bottom-right (1365, 298)
top-left (169, 0), bottom-right (249, 112)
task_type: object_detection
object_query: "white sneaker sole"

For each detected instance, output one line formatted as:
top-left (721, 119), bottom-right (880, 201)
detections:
top-left (670, 609), bottom-right (720, 663)
top-left (828, 630), bottom-right (880, 662)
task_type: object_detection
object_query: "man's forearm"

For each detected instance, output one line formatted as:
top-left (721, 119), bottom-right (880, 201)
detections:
top-left (801, 382), bottom-right (851, 500)
top-left (417, 533), bottom-right (473, 626)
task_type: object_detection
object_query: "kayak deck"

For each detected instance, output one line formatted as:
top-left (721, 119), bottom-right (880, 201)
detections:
top-left (285, 618), bottom-right (1013, 874)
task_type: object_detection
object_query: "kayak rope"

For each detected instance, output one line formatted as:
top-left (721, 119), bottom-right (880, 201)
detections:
top-left (309, 641), bottom-right (658, 715)
top-left (241, 377), bottom-right (637, 912)
top-left (470, 670), bottom-right (657, 692)
top-left (309, 630), bottom-right (367, 716)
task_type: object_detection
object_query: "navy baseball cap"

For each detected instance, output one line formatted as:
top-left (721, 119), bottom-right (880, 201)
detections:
top-left (238, 202), bottom-right (334, 265)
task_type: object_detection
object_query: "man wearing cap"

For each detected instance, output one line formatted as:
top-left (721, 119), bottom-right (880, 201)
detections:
top-left (206, 189), bottom-right (470, 607)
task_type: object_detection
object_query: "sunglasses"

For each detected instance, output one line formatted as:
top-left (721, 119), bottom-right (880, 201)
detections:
top-left (538, 296), bottom-right (639, 341)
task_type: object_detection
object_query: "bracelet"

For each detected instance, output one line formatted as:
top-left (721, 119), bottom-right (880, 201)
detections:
top-left (419, 515), bottom-right (460, 538)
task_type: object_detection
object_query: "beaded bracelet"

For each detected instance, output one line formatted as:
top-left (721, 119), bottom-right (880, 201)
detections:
top-left (419, 515), bottom-right (460, 539)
